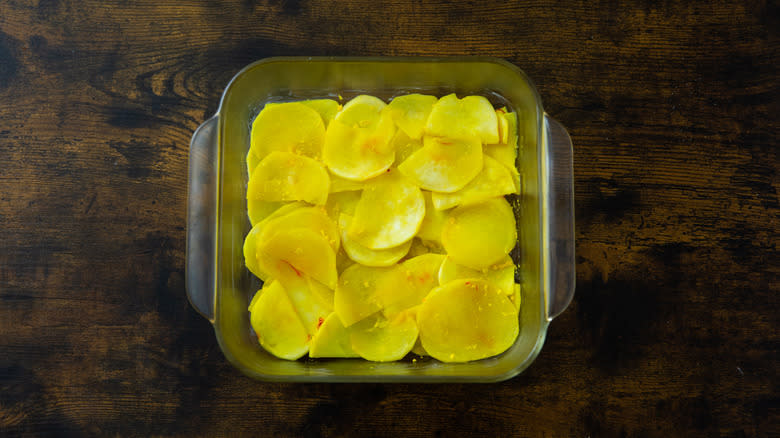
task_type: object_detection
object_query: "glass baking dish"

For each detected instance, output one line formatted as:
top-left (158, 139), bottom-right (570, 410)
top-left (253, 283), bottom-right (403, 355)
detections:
top-left (186, 57), bottom-right (575, 382)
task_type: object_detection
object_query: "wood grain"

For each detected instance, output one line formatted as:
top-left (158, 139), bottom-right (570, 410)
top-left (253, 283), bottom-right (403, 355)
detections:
top-left (0, 0), bottom-right (777, 436)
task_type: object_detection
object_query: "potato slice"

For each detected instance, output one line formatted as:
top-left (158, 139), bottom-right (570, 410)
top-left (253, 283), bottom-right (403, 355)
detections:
top-left (441, 198), bottom-right (517, 269)
top-left (250, 102), bottom-right (326, 160)
top-left (386, 93), bottom-right (438, 139)
top-left (249, 280), bottom-right (310, 360)
top-left (323, 96), bottom-right (397, 180)
top-left (350, 311), bottom-right (418, 362)
top-left (243, 222), bottom-right (270, 281)
top-left (417, 278), bottom-right (518, 363)
top-left (261, 206), bottom-right (340, 253)
top-left (390, 129), bottom-right (423, 165)
top-left (417, 191), bottom-right (448, 242)
top-left (300, 99), bottom-right (341, 127)
top-left (325, 190), bottom-right (361, 223)
top-left (438, 255), bottom-right (515, 296)
top-left (377, 253), bottom-right (445, 317)
top-left (348, 169), bottom-right (425, 249)
top-left (339, 214), bottom-right (411, 267)
top-left (247, 151), bottom-right (330, 205)
top-left (309, 312), bottom-right (359, 358)
top-left (431, 156), bottom-right (517, 210)
top-left (256, 228), bottom-right (337, 289)
top-left (398, 135), bottom-right (483, 193)
top-left (334, 263), bottom-right (395, 327)
top-left (425, 94), bottom-right (499, 144)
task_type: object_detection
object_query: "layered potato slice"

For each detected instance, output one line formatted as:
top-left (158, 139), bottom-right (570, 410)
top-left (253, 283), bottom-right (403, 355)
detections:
top-left (386, 93), bottom-right (438, 140)
top-left (430, 155), bottom-right (517, 210)
top-left (438, 255), bottom-right (515, 296)
top-left (249, 281), bottom-right (310, 360)
top-left (417, 279), bottom-right (518, 363)
top-left (247, 151), bottom-right (330, 205)
top-left (349, 311), bottom-right (419, 362)
top-left (441, 198), bottom-right (517, 269)
top-left (425, 94), bottom-right (499, 144)
top-left (339, 214), bottom-right (412, 267)
top-left (334, 263), bottom-right (394, 327)
top-left (375, 253), bottom-right (445, 317)
top-left (250, 101), bottom-right (326, 160)
top-left (398, 135), bottom-right (483, 193)
top-left (309, 312), bottom-right (359, 358)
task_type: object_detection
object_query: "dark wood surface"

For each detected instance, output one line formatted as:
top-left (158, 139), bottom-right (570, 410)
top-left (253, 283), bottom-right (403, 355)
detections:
top-left (1, 0), bottom-right (777, 436)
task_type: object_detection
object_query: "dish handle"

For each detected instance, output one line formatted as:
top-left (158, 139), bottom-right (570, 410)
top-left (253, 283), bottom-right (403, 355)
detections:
top-left (186, 116), bottom-right (219, 323)
top-left (544, 115), bottom-right (576, 320)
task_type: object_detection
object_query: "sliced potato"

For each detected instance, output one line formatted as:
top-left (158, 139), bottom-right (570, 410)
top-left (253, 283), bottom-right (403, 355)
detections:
top-left (425, 94), bottom-right (499, 144)
top-left (339, 214), bottom-right (411, 267)
top-left (398, 135), bottom-right (483, 193)
top-left (438, 255), bottom-right (515, 296)
top-left (390, 129), bottom-right (423, 165)
top-left (256, 228), bottom-right (337, 289)
top-left (417, 278), bottom-right (518, 363)
top-left (309, 312), bottom-right (359, 358)
top-left (377, 253), bottom-right (445, 317)
top-left (334, 263), bottom-right (395, 327)
top-left (325, 190), bottom-right (362, 222)
top-left (431, 156), bottom-right (516, 210)
top-left (386, 93), bottom-right (438, 139)
top-left (261, 206), bottom-right (340, 253)
top-left (247, 151), bottom-right (330, 205)
top-left (350, 311), bottom-right (418, 362)
top-left (348, 169), bottom-right (425, 249)
top-left (441, 198), bottom-right (517, 269)
top-left (250, 102), bottom-right (326, 160)
top-left (243, 222), bottom-right (269, 281)
top-left (417, 191), bottom-right (448, 242)
top-left (323, 96), bottom-right (396, 180)
top-left (249, 280), bottom-right (310, 360)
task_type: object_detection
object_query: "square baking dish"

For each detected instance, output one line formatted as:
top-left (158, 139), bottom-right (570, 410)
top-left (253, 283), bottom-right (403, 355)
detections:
top-left (186, 57), bottom-right (575, 382)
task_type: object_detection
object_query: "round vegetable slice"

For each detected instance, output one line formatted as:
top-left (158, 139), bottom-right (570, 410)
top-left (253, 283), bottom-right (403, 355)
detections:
top-left (441, 198), bottom-right (516, 269)
top-left (309, 312), bottom-right (359, 358)
top-left (247, 151), bottom-right (330, 205)
top-left (243, 222), bottom-right (269, 281)
top-left (256, 228), bottom-right (337, 289)
top-left (325, 190), bottom-right (361, 222)
top-left (334, 263), bottom-right (395, 327)
top-left (418, 278), bottom-right (518, 363)
top-left (425, 93), bottom-right (499, 144)
top-left (438, 255), bottom-right (515, 296)
top-left (376, 253), bottom-right (445, 317)
top-left (250, 102), bottom-right (326, 160)
top-left (261, 206), bottom-right (340, 253)
top-left (249, 280), bottom-right (310, 360)
top-left (386, 93), bottom-right (438, 139)
top-left (417, 191), bottom-right (448, 242)
top-left (390, 129), bottom-right (423, 165)
top-left (348, 169), bottom-right (425, 249)
top-left (300, 99), bottom-right (341, 127)
top-left (278, 274), bottom-right (331, 336)
top-left (398, 135), bottom-right (483, 193)
top-left (335, 95), bottom-right (387, 125)
top-left (323, 112), bottom-right (396, 181)
top-left (431, 156), bottom-right (517, 210)
top-left (350, 311), bottom-right (418, 362)
top-left (339, 214), bottom-right (411, 267)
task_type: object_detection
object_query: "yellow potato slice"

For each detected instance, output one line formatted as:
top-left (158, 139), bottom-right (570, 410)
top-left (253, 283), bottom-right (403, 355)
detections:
top-left (329, 172), bottom-right (365, 193)
top-left (386, 93), bottom-right (438, 139)
top-left (417, 191), bottom-right (448, 242)
top-left (425, 94), bottom-right (499, 144)
top-left (261, 206), bottom-right (340, 253)
top-left (323, 95), bottom-right (397, 180)
top-left (325, 190), bottom-right (361, 223)
top-left (430, 156), bottom-right (517, 210)
top-left (339, 214), bottom-right (411, 267)
top-left (349, 311), bottom-right (418, 362)
top-left (249, 280), bottom-right (310, 360)
top-left (390, 129), bottom-right (423, 165)
top-left (309, 312), bottom-right (359, 358)
top-left (323, 115), bottom-right (396, 181)
top-left (418, 278), bottom-right (518, 363)
top-left (398, 135), bottom-right (483, 193)
top-left (441, 198), bottom-right (517, 269)
top-left (348, 169), bottom-right (425, 249)
top-left (334, 263), bottom-right (395, 327)
top-left (247, 151), bottom-right (330, 205)
top-left (243, 222), bottom-right (270, 281)
top-left (300, 99), bottom-right (341, 127)
top-left (250, 102), bottom-right (326, 159)
top-left (438, 255), bottom-right (515, 296)
top-left (277, 274), bottom-right (331, 336)
top-left (377, 253), bottom-right (445, 317)
top-left (496, 108), bottom-right (509, 144)
top-left (256, 228), bottom-right (337, 289)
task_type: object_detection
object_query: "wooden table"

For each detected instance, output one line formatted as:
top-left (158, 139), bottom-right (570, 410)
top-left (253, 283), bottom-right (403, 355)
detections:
top-left (1, 1), bottom-right (776, 436)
